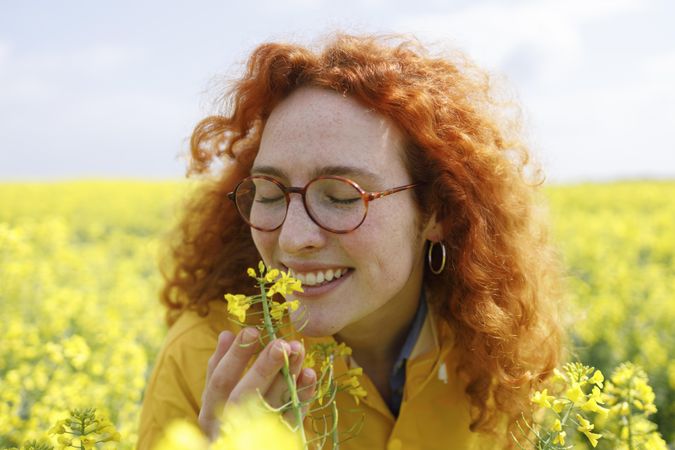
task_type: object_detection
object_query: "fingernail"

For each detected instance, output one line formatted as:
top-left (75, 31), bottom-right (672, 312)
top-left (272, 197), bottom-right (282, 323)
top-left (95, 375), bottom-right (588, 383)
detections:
top-left (242, 328), bottom-right (258, 344)
top-left (274, 340), bottom-right (290, 358)
top-left (218, 331), bottom-right (229, 346)
top-left (289, 341), bottom-right (302, 357)
top-left (303, 368), bottom-right (316, 381)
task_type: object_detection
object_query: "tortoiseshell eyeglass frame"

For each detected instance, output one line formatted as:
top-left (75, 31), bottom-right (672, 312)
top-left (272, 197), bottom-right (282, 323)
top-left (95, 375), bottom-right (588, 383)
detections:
top-left (227, 175), bottom-right (421, 234)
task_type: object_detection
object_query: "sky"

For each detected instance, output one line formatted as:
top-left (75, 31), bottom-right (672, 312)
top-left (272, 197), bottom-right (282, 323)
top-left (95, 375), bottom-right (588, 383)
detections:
top-left (0, 0), bottom-right (673, 183)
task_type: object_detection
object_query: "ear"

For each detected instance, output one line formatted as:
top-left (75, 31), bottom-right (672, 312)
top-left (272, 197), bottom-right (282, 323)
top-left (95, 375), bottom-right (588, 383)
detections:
top-left (421, 212), bottom-right (444, 242)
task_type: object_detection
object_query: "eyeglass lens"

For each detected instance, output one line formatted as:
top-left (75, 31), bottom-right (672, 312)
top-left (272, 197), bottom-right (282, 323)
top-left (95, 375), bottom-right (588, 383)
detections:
top-left (234, 177), bottom-right (367, 232)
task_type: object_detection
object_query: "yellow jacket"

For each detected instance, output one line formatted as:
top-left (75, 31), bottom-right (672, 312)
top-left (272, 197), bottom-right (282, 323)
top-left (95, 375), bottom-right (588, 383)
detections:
top-left (137, 301), bottom-right (505, 449)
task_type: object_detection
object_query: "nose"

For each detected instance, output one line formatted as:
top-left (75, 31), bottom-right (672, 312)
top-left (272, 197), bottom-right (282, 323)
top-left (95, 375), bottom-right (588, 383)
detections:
top-left (277, 194), bottom-right (327, 254)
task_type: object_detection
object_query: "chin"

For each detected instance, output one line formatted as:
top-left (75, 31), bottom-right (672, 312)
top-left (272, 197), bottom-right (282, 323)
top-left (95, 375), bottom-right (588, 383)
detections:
top-left (289, 307), bottom-right (342, 337)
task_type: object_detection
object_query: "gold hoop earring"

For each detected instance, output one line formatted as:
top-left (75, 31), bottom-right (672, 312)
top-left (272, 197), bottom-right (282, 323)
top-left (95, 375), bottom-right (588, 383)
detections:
top-left (427, 241), bottom-right (446, 275)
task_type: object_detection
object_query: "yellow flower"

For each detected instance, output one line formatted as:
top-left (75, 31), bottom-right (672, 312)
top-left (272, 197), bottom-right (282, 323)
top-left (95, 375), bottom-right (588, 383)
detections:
top-left (576, 414), bottom-right (592, 430)
top-left (80, 437), bottom-right (96, 449)
top-left (268, 270), bottom-right (303, 297)
top-left (152, 419), bottom-right (209, 450)
top-left (583, 430), bottom-right (602, 447)
top-left (336, 342), bottom-right (352, 357)
top-left (552, 399), bottom-right (566, 413)
top-left (553, 431), bottom-right (566, 445)
top-left (339, 371), bottom-right (367, 405)
top-left (347, 367), bottom-right (363, 377)
top-left (214, 398), bottom-right (302, 450)
top-left (270, 300), bottom-right (300, 321)
top-left (531, 389), bottom-right (555, 409)
top-left (552, 367), bottom-right (567, 383)
top-left (347, 385), bottom-right (368, 405)
top-left (48, 419), bottom-right (66, 435)
top-left (225, 293), bottom-right (251, 322)
top-left (302, 350), bottom-right (316, 369)
top-left (264, 268), bottom-right (280, 283)
top-left (589, 370), bottom-right (604, 388)
top-left (576, 414), bottom-right (602, 448)
top-left (270, 301), bottom-right (284, 321)
top-left (582, 398), bottom-right (610, 416)
top-left (580, 386), bottom-right (609, 415)
top-left (247, 267), bottom-right (257, 278)
top-left (566, 384), bottom-right (585, 405)
top-left (552, 418), bottom-right (562, 432)
top-left (258, 260), bottom-right (266, 274)
top-left (344, 375), bottom-right (360, 388)
top-left (619, 401), bottom-right (630, 415)
top-left (57, 435), bottom-right (72, 446)
top-left (620, 425), bottom-right (629, 440)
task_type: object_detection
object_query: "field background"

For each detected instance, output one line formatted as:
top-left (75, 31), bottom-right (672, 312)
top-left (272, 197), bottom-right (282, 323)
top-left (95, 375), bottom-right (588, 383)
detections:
top-left (0, 180), bottom-right (673, 448)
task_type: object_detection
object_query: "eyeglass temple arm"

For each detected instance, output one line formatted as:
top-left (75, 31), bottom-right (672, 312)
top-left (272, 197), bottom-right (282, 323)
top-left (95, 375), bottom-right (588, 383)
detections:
top-left (367, 183), bottom-right (421, 201)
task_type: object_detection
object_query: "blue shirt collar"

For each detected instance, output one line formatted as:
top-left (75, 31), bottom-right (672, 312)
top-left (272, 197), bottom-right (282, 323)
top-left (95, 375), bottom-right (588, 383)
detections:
top-left (387, 289), bottom-right (428, 416)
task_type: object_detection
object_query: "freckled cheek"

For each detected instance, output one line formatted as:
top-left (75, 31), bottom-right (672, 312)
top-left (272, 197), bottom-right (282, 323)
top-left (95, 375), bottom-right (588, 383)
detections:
top-left (353, 202), bottom-right (420, 280)
top-left (347, 217), bottom-right (403, 279)
top-left (251, 231), bottom-right (276, 261)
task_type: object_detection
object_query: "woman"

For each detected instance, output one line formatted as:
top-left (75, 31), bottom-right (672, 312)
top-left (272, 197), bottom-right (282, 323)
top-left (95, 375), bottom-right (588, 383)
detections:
top-left (138, 34), bottom-right (563, 449)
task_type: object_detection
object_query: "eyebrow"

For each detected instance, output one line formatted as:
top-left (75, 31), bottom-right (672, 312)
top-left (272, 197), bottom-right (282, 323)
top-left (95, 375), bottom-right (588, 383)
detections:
top-left (250, 165), bottom-right (384, 185)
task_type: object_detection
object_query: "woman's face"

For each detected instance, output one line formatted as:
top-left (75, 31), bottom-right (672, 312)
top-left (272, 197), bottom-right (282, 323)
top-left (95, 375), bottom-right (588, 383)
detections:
top-left (251, 87), bottom-right (438, 337)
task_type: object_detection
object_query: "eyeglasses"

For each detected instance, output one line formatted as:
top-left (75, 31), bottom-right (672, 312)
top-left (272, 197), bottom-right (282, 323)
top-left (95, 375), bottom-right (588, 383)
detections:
top-left (228, 175), bottom-right (420, 234)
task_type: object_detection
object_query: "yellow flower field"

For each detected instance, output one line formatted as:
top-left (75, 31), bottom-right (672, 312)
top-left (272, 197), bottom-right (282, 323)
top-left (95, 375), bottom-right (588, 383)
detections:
top-left (0, 180), bottom-right (673, 448)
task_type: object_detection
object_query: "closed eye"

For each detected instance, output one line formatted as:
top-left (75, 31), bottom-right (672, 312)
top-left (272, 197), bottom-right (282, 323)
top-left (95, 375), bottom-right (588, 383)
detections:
top-left (327, 195), bottom-right (360, 205)
top-left (255, 195), bottom-right (285, 204)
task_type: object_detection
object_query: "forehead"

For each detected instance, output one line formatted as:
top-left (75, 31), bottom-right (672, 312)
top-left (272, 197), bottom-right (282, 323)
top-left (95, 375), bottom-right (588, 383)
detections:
top-left (254, 87), bottom-right (409, 184)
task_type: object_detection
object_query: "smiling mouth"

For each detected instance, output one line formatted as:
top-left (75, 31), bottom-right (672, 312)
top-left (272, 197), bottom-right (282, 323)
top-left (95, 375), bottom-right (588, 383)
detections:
top-left (285, 267), bottom-right (353, 288)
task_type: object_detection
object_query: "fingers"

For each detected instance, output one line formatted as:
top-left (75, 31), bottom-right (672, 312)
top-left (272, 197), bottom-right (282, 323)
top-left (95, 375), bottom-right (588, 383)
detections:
top-left (281, 366), bottom-right (317, 427)
top-left (265, 340), bottom-right (305, 408)
top-left (199, 327), bottom-right (261, 437)
top-left (205, 331), bottom-right (235, 388)
top-left (296, 367), bottom-right (317, 415)
top-left (228, 338), bottom-right (293, 403)
top-left (199, 331), bottom-right (317, 440)
top-left (287, 340), bottom-right (305, 377)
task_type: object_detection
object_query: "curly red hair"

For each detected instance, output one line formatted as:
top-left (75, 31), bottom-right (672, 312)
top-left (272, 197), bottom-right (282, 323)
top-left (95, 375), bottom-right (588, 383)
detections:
top-left (160, 33), bottom-right (564, 438)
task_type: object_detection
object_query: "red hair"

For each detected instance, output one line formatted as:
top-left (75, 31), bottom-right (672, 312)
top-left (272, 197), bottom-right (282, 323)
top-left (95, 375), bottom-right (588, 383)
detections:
top-left (161, 33), bottom-right (564, 439)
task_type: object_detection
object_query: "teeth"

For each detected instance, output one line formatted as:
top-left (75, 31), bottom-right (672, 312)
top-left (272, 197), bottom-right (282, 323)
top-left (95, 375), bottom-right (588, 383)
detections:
top-left (294, 272), bottom-right (306, 283)
top-left (286, 267), bottom-right (348, 286)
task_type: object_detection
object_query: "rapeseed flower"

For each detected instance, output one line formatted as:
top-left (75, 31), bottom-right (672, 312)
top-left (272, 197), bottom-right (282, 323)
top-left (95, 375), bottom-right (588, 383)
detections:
top-left (576, 414), bottom-right (602, 447)
top-left (224, 293), bottom-right (251, 322)
top-left (531, 389), bottom-right (555, 409)
top-left (589, 370), bottom-right (604, 388)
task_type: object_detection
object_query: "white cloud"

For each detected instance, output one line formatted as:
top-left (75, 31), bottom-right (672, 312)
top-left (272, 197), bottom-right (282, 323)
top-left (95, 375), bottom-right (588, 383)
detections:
top-left (0, 43), bottom-right (145, 105)
top-left (0, 40), bottom-right (11, 69)
top-left (388, 0), bottom-right (675, 182)
top-left (522, 45), bottom-right (675, 182)
top-left (24, 43), bottom-right (143, 75)
top-left (643, 51), bottom-right (675, 88)
top-left (394, 0), bottom-right (648, 83)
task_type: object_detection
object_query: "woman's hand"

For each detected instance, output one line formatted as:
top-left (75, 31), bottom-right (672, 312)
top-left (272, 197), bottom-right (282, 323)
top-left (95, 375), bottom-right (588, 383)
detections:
top-left (198, 327), bottom-right (317, 440)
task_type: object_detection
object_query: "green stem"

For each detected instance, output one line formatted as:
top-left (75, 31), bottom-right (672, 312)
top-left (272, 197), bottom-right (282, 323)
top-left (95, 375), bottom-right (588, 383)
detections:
top-left (79, 416), bottom-right (85, 450)
top-left (560, 403), bottom-right (573, 428)
top-left (259, 277), bottom-right (308, 449)
top-left (627, 373), bottom-right (634, 450)
top-left (331, 401), bottom-right (340, 450)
